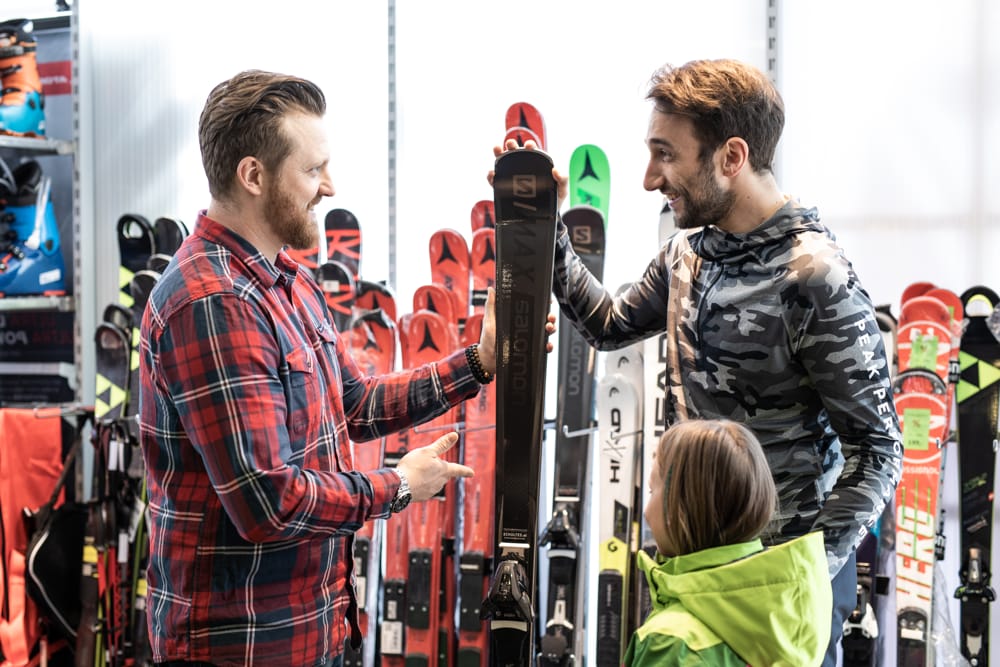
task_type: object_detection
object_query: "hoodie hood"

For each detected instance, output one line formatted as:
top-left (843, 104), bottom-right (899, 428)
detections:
top-left (690, 201), bottom-right (826, 263)
top-left (638, 532), bottom-right (832, 666)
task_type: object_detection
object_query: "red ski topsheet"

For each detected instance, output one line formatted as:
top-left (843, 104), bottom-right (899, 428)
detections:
top-left (900, 281), bottom-right (936, 306)
top-left (399, 309), bottom-right (459, 667)
top-left (355, 280), bottom-right (397, 323)
top-left (345, 312), bottom-right (395, 653)
top-left (413, 283), bottom-right (459, 332)
top-left (470, 228), bottom-right (496, 316)
top-left (894, 386), bottom-right (948, 634)
top-left (897, 294), bottom-right (952, 391)
top-left (456, 314), bottom-right (495, 664)
top-left (428, 229), bottom-right (470, 326)
top-left (923, 287), bottom-right (963, 423)
top-left (471, 200), bottom-right (496, 232)
top-left (504, 101), bottom-right (547, 150)
top-left (893, 289), bottom-right (955, 665)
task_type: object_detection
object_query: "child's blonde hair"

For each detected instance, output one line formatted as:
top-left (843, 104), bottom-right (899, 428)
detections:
top-left (656, 419), bottom-right (777, 556)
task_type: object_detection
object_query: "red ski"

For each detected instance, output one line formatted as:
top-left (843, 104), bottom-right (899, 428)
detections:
top-left (344, 310), bottom-right (397, 666)
top-left (381, 417), bottom-right (414, 667)
top-left (400, 308), bottom-right (459, 667)
top-left (413, 283), bottom-right (459, 331)
top-left (456, 313), bottom-right (496, 666)
top-left (471, 200), bottom-right (496, 232)
top-left (469, 228), bottom-right (495, 317)
top-left (504, 101), bottom-right (547, 150)
top-left (356, 279), bottom-right (397, 322)
top-left (894, 293), bottom-right (953, 666)
top-left (428, 228), bottom-right (471, 329)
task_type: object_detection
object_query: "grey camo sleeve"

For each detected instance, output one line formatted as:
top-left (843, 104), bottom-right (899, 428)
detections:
top-left (550, 218), bottom-right (670, 349)
top-left (796, 264), bottom-right (903, 576)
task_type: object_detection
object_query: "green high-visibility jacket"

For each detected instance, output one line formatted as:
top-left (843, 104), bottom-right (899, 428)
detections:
top-left (624, 531), bottom-right (832, 666)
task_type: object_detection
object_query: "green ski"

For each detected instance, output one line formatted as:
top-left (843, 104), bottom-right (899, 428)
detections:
top-left (569, 144), bottom-right (610, 224)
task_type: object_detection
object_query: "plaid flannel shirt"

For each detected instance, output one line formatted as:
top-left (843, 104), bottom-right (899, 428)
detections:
top-left (139, 213), bottom-right (480, 666)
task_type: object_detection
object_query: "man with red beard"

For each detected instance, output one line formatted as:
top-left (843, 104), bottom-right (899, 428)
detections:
top-left (139, 70), bottom-right (497, 667)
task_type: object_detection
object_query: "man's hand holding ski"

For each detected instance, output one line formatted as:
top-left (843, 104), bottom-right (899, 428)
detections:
top-left (489, 138), bottom-right (569, 209)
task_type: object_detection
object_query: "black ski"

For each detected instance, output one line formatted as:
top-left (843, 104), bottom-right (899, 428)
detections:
top-left (481, 148), bottom-right (558, 667)
top-left (538, 205), bottom-right (604, 667)
top-left (94, 317), bottom-right (131, 424)
top-left (317, 259), bottom-right (356, 332)
top-left (116, 214), bottom-right (156, 309)
top-left (324, 208), bottom-right (361, 280)
top-left (152, 216), bottom-right (188, 256)
top-left (954, 286), bottom-right (1000, 666)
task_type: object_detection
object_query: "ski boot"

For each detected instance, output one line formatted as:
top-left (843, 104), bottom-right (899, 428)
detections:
top-left (0, 160), bottom-right (65, 295)
top-left (0, 19), bottom-right (45, 136)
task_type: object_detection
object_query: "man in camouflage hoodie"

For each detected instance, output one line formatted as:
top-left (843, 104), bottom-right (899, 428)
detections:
top-left (541, 59), bottom-right (902, 666)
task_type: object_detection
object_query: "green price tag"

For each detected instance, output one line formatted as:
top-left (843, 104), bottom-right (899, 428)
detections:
top-left (902, 407), bottom-right (931, 451)
top-left (909, 333), bottom-right (938, 371)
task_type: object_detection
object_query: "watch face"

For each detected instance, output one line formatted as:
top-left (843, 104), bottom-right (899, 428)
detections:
top-left (392, 471), bottom-right (411, 513)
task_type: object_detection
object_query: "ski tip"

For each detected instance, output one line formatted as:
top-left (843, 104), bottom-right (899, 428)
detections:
top-left (960, 285), bottom-right (1000, 313)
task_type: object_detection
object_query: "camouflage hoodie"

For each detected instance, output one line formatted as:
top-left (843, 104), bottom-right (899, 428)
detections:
top-left (551, 202), bottom-right (902, 576)
top-left (624, 532), bottom-right (832, 666)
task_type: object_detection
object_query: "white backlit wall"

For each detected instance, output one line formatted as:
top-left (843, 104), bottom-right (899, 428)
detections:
top-left (782, 0), bottom-right (1000, 309)
top-left (394, 0), bottom-right (766, 315)
top-left (78, 0), bottom-right (389, 317)
top-left (68, 0), bottom-right (1000, 346)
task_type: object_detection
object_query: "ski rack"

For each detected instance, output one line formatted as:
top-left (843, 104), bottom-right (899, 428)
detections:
top-left (29, 402), bottom-right (93, 418)
top-left (0, 294), bottom-right (75, 312)
top-left (0, 135), bottom-right (73, 155)
top-left (559, 422), bottom-right (596, 439)
top-left (554, 421), bottom-right (640, 442)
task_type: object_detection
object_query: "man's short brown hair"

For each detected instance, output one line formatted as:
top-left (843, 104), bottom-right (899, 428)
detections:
top-left (199, 69), bottom-right (326, 201)
top-left (647, 59), bottom-right (784, 172)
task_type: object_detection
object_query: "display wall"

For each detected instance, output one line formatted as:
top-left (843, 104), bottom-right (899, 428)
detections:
top-left (76, 1), bottom-right (1000, 663)
top-left (780, 0), bottom-right (1000, 309)
top-left (5, 0), bottom-right (995, 664)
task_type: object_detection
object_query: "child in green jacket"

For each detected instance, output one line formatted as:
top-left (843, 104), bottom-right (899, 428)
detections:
top-left (625, 419), bottom-right (832, 666)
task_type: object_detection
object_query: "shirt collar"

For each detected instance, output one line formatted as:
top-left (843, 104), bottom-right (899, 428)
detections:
top-left (193, 211), bottom-right (301, 289)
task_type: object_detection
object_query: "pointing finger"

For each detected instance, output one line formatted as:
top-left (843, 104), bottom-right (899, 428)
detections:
top-left (448, 462), bottom-right (474, 479)
top-left (430, 431), bottom-right (460, 456)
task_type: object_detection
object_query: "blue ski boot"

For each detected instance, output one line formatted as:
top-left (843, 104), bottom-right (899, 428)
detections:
top-left (0, 160), bottom-right (65, 295)
top-left (0, 19), bottom-right (45, 136)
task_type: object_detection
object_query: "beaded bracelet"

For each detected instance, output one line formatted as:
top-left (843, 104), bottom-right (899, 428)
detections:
top-left (465, 344), bottom-right (494, 385)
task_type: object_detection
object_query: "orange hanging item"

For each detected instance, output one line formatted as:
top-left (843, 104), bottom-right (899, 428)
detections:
top-left (0, 407), bottom-right (64, 666)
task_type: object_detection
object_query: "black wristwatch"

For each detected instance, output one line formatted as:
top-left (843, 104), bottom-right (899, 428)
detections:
top-left (390, 469), bottom-right (412, 514)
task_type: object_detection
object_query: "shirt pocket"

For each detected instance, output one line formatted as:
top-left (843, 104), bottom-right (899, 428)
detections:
top-left (284, 345), bottom-right (319, 440)
top-left (286, 345), bottom-right (316, 379)
top-left (310, 319), bottom-right (351, 471)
